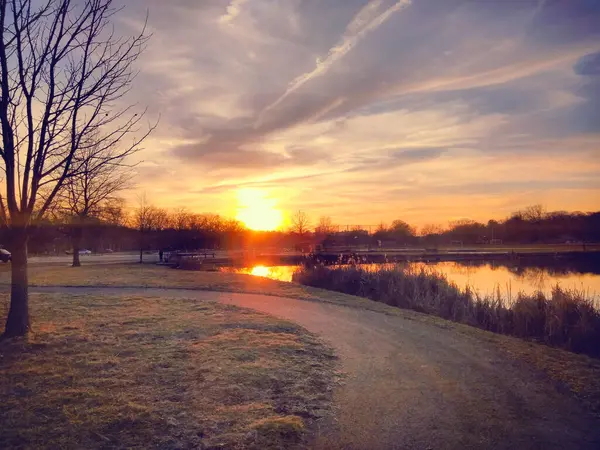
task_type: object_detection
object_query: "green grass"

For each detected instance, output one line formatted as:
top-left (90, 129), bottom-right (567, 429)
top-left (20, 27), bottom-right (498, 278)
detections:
top-left (0, 293), bottom-right (338, 449)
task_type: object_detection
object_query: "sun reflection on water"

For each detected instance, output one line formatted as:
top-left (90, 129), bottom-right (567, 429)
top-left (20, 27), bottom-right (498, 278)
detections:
top-left (250, 265), bottom-right (270, 277)
top-left (222, 265), bottom-right (297, 282)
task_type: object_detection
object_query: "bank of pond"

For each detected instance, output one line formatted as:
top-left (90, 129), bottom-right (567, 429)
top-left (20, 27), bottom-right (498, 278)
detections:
top-left (223, 260), bottom-right (600, 357)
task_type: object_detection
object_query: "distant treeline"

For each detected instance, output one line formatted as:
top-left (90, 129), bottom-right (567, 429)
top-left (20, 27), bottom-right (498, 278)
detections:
top-left (2, 204), bottom-right (599, 255)
top-left (378, 206), bottom-right (600, 247)
top-left (321, 205), bottom-right (600, 248)
top-left (3, 209), bottom-right (296, 255)
top-left (7, 212), bottom-right (252, 255)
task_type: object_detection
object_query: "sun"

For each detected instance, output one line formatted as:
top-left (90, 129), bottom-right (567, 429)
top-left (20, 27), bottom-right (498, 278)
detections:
top-left (235, 188), bottom-right (284, 231)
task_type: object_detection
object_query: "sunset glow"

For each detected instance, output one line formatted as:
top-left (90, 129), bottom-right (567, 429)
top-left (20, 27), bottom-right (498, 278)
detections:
top-left (123, 0), bottom-right (599, 224)
top-left (3, 1), bottom-right (600, 446)
top-left (235, 189), bottom-right (284, 231)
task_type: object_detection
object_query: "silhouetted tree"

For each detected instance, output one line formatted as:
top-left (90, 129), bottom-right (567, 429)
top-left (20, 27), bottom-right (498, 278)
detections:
top-left (390, 219), bottom-right (416, 245)
top-left (132, 195), bottom-right (167, 263)
top-left (420, 223), bottom-right (445, 236)
top-left (315, 216), bottom-right (336, 235)
top-left (420, 223), bottom-right (445, 247)
top-left (290, 210), bottom-right (311, 236)
top-left (54, 139), bottom-right (135, 266)
top-left (0, 0), bottom-right (151, 336)
top-left (521, 204), bottom-right (546, 222)
top-left (447, 219), bottom-right (486, 243)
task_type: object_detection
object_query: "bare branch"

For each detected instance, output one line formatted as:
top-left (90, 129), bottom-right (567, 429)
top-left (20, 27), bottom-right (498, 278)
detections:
top-left (1, 0), bottom-right (152, 227)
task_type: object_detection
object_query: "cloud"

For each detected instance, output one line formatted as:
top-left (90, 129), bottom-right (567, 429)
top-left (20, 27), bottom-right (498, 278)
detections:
top-left (219, 0), bottom-right (249, 24)
top-left (387, 43), bottom-right (598, 97)
top-left (255, 0), bottom-right (411, 127)
top-left (345, 147), bottom-right (447, 172)
top-left (574, 51), bottom-right (600, 76)
top-left (116, 0), bottom-right (600, 224)
top-left (197, 171), bottom-right (339, 194)
top-left (391, 147), bottom-right (447, 163)
top-left (171, 137), bottom-right (330, 172)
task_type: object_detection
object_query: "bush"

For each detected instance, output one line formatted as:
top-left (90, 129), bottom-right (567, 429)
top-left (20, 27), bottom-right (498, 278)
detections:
top-left (293, 264), bottom-right (600, 357)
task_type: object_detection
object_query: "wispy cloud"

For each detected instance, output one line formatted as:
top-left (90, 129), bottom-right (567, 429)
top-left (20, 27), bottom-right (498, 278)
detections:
top-left (255, 0), bottom-right (412, 127)
top-left (119, 0), bottom-right (600, 223)
top-left (534, 0), bottom-right (549, 16)
top-left (390, 43), bottom-right (599, 96)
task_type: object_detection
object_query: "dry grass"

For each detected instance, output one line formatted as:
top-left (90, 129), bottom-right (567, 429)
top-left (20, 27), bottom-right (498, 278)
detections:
top-left (3, 264), bottom-right (600, 418)
top-left (0, 293), bottom-right (338, 449)
top-left (0, 263), bottom-right (382, 311)
top-left (1, 263), bottom-right (306, 293)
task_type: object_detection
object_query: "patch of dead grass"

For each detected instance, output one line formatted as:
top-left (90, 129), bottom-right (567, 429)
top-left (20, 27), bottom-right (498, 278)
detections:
top-left (0, 293), bottom-right (338, 449)
top-left (1, 264), bottom-right (376, 309)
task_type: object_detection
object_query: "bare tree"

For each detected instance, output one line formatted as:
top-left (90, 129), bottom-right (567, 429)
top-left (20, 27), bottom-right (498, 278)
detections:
top-left (171, 208), bottom-right (193, 231)
top-left (522, 204), bottom-right (546, 222)
top-left (290, 210), bottom-right (311, 236)
top-left (420, 223), bottom-right (445, 236)
top-left (55, 138), bottom-right (135, 267)
top-left (101, 197), bottom-right (126, 227)
top-left (375, 222), bottom-right (387, 233)
top-left (0, 0), bottom-right (152, 336)
top-left (315, 215), bottom-right (336, 235)
top-left (131, 194), bottom-right (166, 263)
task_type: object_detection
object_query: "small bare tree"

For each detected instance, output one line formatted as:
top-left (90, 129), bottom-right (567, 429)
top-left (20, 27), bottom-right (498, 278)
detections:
top-left (55, 138), bottom-right (135, 267)
top-left (131, 194), bottom-right (166, 263)
top-left (315, 215), bottom-right (336, 235)
top-left (522, 204), bottom-right (546, 222)
top-left (0, 0), bottom-right (152, 336)
top-left (290, 210), bottom-right (311, 236)
top-left (419, 223), bottom-right (445, 237)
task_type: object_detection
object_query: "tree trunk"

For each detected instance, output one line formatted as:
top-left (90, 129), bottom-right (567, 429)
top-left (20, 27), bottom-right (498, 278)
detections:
top-left (4, 228), bottom-right (30, 337)
top-left (72, 227), bottom-right (82, 267)
top-left (139, 248), bottom-right (143, 263)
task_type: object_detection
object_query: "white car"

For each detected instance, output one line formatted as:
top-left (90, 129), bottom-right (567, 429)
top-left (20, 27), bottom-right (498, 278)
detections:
top-left (0, 248), bottom-right (11, 263)
top-left (65, 249), bottom-right (92, 255)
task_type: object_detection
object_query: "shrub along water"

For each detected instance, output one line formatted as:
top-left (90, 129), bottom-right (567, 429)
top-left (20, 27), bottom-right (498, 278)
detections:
top-left (292, 264), bottom-right (600, 357)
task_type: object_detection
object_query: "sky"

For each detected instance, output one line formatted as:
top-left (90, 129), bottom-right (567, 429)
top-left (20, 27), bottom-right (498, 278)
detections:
top-left (118, 0), bottom-right (600, 229)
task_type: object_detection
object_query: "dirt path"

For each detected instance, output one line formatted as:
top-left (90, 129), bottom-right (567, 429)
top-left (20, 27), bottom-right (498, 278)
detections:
top-left (30, 286), bottom-right (600, 449)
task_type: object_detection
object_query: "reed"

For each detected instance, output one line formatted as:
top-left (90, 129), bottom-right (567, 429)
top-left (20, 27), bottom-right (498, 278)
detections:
top-left (293, 264), bottom-right (600, 356)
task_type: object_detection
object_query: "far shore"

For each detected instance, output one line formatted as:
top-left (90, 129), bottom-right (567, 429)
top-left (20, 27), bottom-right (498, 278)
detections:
top-left (167, 245), bottom-right (600, 269)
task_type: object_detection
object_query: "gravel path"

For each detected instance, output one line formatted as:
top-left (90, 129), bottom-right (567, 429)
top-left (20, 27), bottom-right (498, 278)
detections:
top-left (31, 286), bottom-right (600, 449)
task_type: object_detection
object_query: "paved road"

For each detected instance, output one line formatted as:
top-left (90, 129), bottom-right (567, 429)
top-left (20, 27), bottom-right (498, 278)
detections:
top-left (27, 252), bottom-right (157, 266)
top-left (26, 251), bottom-right (226, 266)
top-left (30, 286), bottom-right (600, 449)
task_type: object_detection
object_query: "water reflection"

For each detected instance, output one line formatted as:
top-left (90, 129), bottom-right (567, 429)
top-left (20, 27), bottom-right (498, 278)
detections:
top-left (222, 261), bottom-right (600, 300)
top-left (408, 262), bottom-right (600, 300)
top-left (223, 265), bottom-right (298, 282)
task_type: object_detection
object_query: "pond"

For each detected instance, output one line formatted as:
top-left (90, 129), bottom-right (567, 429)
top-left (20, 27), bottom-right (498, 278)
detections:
top-left (222, 261), bottom-right (600, 301)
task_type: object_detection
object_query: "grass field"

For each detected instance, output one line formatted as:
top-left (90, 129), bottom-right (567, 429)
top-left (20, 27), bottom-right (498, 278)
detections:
top-left (0, 263), bottom-right (385, 311)
top-left (0, 292), bottom-right (338, 449)
top-left (3, 263), bottom-right (600, 421)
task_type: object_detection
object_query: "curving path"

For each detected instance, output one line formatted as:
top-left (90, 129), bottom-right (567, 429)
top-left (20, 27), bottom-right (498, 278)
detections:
top-left (31, 286), bottom-right (600, 449)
